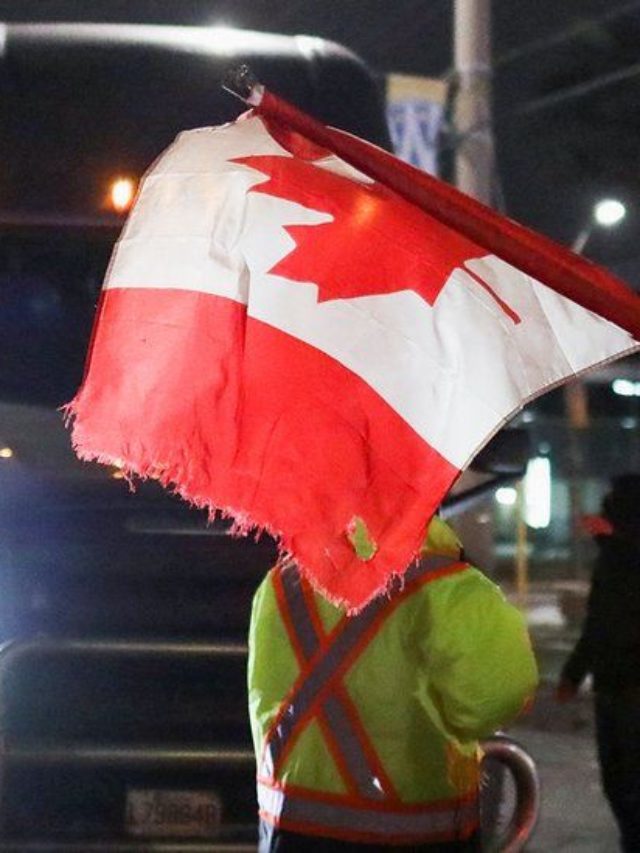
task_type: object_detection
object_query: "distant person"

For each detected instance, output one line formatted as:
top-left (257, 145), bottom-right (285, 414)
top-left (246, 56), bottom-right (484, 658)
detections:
top-left (248, 515), bottom-right (538, 852)
top-left (557, 474), bottom-right (640, 853)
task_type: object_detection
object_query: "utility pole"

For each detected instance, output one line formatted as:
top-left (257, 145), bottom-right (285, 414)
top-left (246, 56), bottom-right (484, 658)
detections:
top-left (453, 0), bottom-right (493, 205)
top-left (452, 0), bottom-right (510, 585)
top-left (454, 1), bottom-right (531, 602)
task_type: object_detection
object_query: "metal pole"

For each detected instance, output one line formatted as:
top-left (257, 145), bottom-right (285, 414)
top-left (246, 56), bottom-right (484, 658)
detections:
top-left (452, 0), bottom-right (504, 578)
top-left (453, 0), bottom-right (493, 204)
top-left (563, 231), bottom-right (592, 577)
top-left (515, 482), bottom-right (529, 608)
top-left (481, 735), bottom-right (540, 851)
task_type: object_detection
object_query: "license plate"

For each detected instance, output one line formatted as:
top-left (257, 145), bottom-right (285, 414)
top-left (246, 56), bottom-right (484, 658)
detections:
top-left (125, 788), bottom-right (222, 837)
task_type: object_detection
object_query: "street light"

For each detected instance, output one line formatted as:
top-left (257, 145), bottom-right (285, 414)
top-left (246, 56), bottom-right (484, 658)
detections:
top-left (573, 197), bottom-right (627, 253)
top-left (593, 198), bottom-right (626, 228)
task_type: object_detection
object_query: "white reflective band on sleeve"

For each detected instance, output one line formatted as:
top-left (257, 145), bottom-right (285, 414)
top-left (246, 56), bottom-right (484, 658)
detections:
top-left (257, 781), bottom-right (479, 840)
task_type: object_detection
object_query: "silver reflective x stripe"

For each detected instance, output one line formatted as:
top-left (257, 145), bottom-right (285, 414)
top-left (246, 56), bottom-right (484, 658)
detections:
top-left (402, 552), bottom-right (459, 584)
top-left (258, 781), bottom-right (479, 839)
top-left (279, 566), bottom-right (384, 799)
top-left (263, 553), bottom-right (459, 789)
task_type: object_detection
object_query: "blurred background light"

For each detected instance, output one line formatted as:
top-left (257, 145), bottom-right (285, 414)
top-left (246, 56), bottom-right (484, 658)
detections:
top-left (0, 446), bottom-right (14, 459)
top-left (524, 456), bottom-right (551, 529)
top-left (612, 378), bottom-right (640, 397)
top-left (110, 177), bottom-right (136, 213)
top-left (495, 486), bottom-right (517, 506)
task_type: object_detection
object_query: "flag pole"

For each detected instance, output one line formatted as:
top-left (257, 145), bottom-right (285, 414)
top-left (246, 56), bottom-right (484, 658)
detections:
top-left (222, 67), bottom-right (640, 341)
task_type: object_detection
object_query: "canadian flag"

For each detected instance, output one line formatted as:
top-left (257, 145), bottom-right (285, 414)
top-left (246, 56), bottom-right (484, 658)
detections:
top-left (67, 97), bottom-right (640, 611)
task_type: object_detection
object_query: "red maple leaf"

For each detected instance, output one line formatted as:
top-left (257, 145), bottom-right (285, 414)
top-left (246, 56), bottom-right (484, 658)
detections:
top-left (234, 151), bottom-right (521, 323)
top-left (234, 153), bottom-right (483, 304)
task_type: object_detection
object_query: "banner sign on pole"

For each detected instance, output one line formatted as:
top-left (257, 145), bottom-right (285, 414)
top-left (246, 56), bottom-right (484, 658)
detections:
top-left (386, 74), bottom-right (447, 176)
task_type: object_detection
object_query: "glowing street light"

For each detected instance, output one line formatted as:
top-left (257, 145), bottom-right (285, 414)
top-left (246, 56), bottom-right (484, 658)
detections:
top-left (573, 197), bottom-right (627, 254)
top-left (594, 198), bottom-right (626, 228)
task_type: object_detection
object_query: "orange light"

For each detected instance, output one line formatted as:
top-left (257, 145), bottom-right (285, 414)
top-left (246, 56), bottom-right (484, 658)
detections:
top-left (110, 177), bottom-right (136, 213)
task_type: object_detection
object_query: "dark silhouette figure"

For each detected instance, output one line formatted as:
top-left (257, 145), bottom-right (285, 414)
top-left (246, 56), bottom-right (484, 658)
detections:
top-left (557, 474), bottom-right (640, 852)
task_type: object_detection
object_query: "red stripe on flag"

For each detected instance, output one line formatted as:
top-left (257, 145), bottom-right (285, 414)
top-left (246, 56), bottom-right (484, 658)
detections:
top-left (68, 287), bottom-right (249, 502)
top-left (237, 311), bottom-right (459, 609)
top-left (68, 287), bottom-right (458, 610)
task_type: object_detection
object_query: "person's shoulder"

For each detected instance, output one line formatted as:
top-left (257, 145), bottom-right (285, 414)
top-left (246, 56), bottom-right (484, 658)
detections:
top-left (421, 562), bottom-right (506, 607)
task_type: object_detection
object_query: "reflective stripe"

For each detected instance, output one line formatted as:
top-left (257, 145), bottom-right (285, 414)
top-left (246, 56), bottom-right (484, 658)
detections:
top-left (274, 566), bottom-right (385, 798)
top-left (324, 696), bottom-right (386, 797)
top-left (258, 781), bottom-right (479, 840)
top-left (403, 552), bottom-right (460, 583)
top-left (264, 554), bottom-right (462, 791)
top-left (264, 569), bottom-right (389, 779)
top-left (280, 563), bottom-right (318, 659)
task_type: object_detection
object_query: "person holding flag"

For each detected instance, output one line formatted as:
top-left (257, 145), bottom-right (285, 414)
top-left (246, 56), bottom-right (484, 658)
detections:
top-left (248, 514), bottom-right (537, 851)
top-left (65, 71), bottom-right (640, 849)
top-left (66, 80), bottom-right (640, 614)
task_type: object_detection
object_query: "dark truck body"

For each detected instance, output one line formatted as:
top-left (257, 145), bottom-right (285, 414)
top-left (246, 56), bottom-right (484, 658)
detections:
top-left (0, 22), bottom-right (391, 848)
top-left (0, 23), bottom-right (528, 848)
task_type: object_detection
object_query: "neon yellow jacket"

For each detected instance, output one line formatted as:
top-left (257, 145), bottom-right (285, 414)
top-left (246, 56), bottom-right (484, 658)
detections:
top-left (248, 518), bottom-right (538, 845)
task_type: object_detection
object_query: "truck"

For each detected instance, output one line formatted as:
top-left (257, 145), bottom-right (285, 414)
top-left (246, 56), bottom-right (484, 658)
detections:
top-left (0, 21), bottom-right (536, 850)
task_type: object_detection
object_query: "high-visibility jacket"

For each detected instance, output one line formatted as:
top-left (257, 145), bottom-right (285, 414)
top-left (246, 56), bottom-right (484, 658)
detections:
top-left (248, 518), bottom-right (538, 846)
